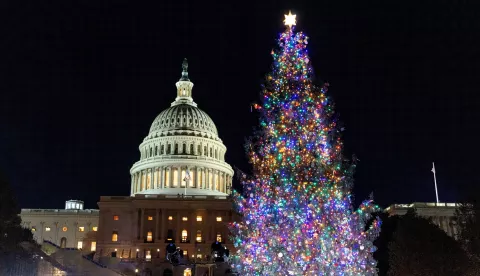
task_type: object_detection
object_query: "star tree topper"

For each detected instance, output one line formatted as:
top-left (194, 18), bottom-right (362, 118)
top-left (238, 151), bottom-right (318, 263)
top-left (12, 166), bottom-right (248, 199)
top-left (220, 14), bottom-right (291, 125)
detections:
top-left (284, 11), bottom-right (296, 28)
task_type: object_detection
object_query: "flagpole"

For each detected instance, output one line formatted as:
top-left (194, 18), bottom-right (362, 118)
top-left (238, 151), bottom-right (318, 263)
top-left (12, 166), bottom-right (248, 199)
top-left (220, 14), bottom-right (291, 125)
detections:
top-left (432, 162), bottom-right (439, 204)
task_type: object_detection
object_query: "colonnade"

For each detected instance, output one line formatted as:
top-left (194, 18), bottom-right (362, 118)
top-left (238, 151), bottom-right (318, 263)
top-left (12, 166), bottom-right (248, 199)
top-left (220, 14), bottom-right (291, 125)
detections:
top-left (131, 166), bottom-right (232, 195)
top-left (141, 140), bottom-right (226, 162)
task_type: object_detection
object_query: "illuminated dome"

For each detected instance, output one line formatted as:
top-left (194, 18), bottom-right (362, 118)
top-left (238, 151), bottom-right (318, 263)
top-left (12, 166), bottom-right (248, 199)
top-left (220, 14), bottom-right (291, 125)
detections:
top-left (130, 59), bottom-right (233, 197)
top-left (148, 104), bottom-right (219, 141)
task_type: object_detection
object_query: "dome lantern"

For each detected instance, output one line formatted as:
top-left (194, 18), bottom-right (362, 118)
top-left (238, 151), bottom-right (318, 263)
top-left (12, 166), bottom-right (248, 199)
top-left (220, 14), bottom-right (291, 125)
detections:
top-left (173, 58), bottom-right (195, 106)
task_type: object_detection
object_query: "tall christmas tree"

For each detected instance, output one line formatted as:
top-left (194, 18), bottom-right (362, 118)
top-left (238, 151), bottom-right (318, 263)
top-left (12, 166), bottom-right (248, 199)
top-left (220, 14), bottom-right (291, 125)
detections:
top-left (230, 12), bottom-right (381, 275)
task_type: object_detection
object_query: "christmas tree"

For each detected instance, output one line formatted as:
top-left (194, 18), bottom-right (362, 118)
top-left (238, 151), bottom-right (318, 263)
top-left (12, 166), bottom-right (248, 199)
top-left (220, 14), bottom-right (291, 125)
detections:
top-left (230, 12), bottom-right (381, 275)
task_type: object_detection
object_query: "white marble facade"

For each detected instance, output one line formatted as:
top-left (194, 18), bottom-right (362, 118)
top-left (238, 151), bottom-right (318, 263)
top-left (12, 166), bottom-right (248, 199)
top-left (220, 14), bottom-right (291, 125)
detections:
top-left (386, 202), bottom-right (459, 237)
top-left (20, 200), bottom-right (99, 250)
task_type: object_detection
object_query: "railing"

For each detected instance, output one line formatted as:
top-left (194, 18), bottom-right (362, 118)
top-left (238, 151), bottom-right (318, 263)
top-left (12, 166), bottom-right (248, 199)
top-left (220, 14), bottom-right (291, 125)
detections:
top-left (43, 240), bottom-right (78, 251)
top-left (101, 195), bottom-right (230, 201)
top-left (387, 202), bottom-right (458, 210)
top-left (21, 209), bottom-right (99, 214)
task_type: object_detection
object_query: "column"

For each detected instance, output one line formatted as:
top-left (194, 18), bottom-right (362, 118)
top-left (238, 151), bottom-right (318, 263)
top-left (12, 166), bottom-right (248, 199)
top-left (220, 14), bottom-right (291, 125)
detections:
top-left (155, 209), bottom-right (159, 241)
top-left (178, 167), bottom-right (182, 189)
top-left (190, 211), bottom-right (195, 243)
top-left (136, 172), bottom-right (140, 193)
top-left (196, 168), bottom-right (200, 190)
top-left (160, 167), bottom-right (165, 189)
top-left (140, 208), bottom-right (145, 240)
top-left (130, 175), bottom-right (134, 195)
top-left (206, 169), bottom-right (210, 190)
top-left (170, 167), bottom-right (174, 188)
top-left (176, 211), bottom-right (181, 242)
top-left (135, 209), bottom-right (140, 240)
top-left (160, 209), bottom-right (166, 241)
top-left (150, 168), bottom-right (154, 190)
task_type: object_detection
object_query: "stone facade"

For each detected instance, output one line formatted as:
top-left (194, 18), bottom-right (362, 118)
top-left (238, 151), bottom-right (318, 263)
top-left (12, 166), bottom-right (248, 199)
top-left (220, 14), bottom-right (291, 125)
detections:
top-left (96, 195), bottom-right (233, 261)
top-left (386, 202), bottom-right (459, 237)
top-left (20, 200), bottom-right (99, 251)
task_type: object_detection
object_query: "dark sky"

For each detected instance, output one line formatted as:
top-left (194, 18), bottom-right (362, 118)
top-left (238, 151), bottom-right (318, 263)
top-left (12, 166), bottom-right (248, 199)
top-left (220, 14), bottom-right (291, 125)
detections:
top-left (1, 0), bottom-right (479, 209)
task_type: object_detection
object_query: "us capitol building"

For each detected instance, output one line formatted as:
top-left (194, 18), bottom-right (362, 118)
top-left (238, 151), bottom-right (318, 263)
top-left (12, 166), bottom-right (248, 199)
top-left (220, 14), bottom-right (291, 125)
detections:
top-left (95, 59), bottom-right (235, 275)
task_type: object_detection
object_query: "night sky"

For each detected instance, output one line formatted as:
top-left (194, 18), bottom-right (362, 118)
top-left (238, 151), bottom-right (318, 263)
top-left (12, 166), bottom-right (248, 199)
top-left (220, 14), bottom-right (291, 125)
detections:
top-left (1, 0), bottom-right (479, 210)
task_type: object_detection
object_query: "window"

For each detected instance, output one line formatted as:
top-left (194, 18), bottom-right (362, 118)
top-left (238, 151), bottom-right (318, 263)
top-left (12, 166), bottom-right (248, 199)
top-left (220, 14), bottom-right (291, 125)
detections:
top-left (167, 229), bottom-right (174, 241)
top-left (197, 145), bottom-right (201, 155)
top-left (196, 216), bottom-right (202, 222)
top-left (31, 227), bottom-right (36, 232)
top-left (161, 145), bottom-right (165, 154)
top-left (183, 250), bottom-right (188, 258)
top-left (155, 146), bottom-right (158, 156)
top-left (216, 216), bottom-right (222, 222)
top-left (196, 230), bottom-right (202, 243)
top-left (216, 233), bottom-right (222, 242)
top-left (174, 144), bottom-right (178, 154)
top-left (91, 241), bottom-right (96, 252)
top-left (113, 215), bottom-right (119, 221)
top-left (167, 144), bottom-right (171, 154)
top-left (168, 216), bottom-right (173, 221)
top-left (148, 216), bottom-right (153, 221)
top-left (45, 227), bottom-right (51, 232)
top-left (182, 144), bottom-right (186, 154)
top-left (78, 226), bottom-right (85, 232)
top-left (77, 241), bottom-right (83, 250)
top-left (92, 226), bottom-right (98, 231)
top-left (182, 217), bottom-right (188, 221)
top-left (112, 231), bottom-right (118, 242)
top-left (147, 231), bottom-right (153, 242)
top-left (196, 254), bottom-right (202, 259)
top-left (62, 226), bottom-right (68, 232)
top-left (190, 144), bottom-right (194, 154)
top-left (146, 250), bottom-right (151, 261)
top-left (182, 230), bottom-right (188, 242)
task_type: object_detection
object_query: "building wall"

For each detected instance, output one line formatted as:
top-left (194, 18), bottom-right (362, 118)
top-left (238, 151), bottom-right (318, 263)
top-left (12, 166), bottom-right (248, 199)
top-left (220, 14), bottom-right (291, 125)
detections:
top-left (20, 209), bottom-right (99, 251)
top-left (96, 194), bottom-right (234, 261)
top-left (386, 202), bottom-right (458, 237)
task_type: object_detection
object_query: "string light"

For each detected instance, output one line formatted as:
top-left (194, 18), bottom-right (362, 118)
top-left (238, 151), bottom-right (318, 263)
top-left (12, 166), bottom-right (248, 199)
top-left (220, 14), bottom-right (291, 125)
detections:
top-left (230, 14), bottom-right (381, 275)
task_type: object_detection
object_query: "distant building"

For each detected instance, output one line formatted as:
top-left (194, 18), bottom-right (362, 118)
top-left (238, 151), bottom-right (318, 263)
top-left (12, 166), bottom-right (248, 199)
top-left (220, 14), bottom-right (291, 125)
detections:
top-left (95, 60), bottom-right (235, 275)
top-left (386, 202), bottom-right (459, 237)
top-left (20, 199), bottom-right (99, 251)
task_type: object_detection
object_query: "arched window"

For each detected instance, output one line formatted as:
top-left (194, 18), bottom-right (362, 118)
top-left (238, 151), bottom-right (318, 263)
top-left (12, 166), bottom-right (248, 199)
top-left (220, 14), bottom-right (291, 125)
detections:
top-left (149, 148), bottom-right (152, 157)
top-left (190, 144), bottom-right (194, 155)
top-left (216, 233), bottom-right (222, 242)
top-left (182, 144), bottom-right (186, 154)
top-left (167, 145), bottom-right (171, 154)
top-left (181, 230), bottom-right (188, 242)
top-left (215, 149), bottom-right (218, 159)
top-left (60, 237), bottom-right (67, 248)
top-left (204, 146), bottom-right (207, 156)
top-left (147, 231), bottom-right (153, 242)
top-left (210, 148), bottom-right (213, 157)
top-left (155, 146), bottom-right (158, 156)
top-left (174, 144), bottom-right (178, 154)
top-left (161, 145), bottom-right (165, 154)
top-left (196, 230), bottom-right (202, 243)
top-left (197, 145), bottom-right (201, 155)
top-left (112, 231), bottom-right (118, 242)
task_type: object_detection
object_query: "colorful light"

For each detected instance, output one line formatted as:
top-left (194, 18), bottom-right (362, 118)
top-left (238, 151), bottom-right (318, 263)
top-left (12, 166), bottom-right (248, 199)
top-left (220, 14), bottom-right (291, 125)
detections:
top-left (229, 15), bottom-right (381, 275)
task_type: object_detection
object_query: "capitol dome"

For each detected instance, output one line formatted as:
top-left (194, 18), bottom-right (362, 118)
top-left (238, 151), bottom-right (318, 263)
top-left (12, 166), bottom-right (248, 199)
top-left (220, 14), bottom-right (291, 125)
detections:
top-left (148, 104), bottom-right (219, 140)
top-left (130, 59), bottom-right (234, 197)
